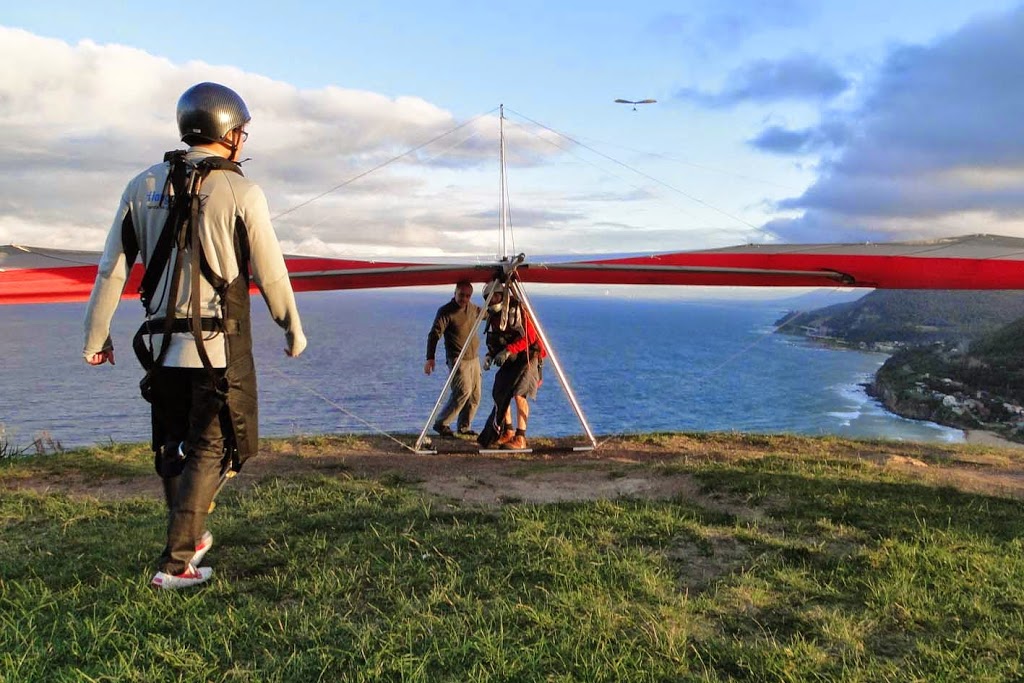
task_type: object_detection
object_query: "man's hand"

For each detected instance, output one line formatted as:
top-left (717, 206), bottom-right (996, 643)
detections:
top-left (285, 328), bottom-right (307, 357)
top-left (493, 349), bottom-right (510, 366)
top-left (86, 349), bottom-right (115, 366)
top-left (483, 354), bottom-right (493, 371)
top-left (424, 359), bottom-right (436, 375)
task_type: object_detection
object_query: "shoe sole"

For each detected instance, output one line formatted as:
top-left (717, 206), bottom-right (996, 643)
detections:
top-left (151, 565), bottom-right (213, 590)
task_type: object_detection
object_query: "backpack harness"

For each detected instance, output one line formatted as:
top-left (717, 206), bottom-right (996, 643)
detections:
top-left (123, 150), bottom-right (248, 400)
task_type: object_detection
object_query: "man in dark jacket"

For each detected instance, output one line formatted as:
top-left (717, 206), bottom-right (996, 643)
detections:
top-left (424, 280), bottom-right (482, 437)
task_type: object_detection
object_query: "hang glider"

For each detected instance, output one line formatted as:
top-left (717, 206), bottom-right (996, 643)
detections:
top-left (614, 98), bottom-right (657, 111)
top-left (3, 233), bottom-right (1024, 306)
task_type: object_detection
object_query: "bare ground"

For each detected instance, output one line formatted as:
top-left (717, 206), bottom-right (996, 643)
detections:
top-left (7, 431), bottom-right (1024, 506)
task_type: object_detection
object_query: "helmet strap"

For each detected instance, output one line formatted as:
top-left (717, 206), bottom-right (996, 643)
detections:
top-left (217, 127), bottom-right (245, 162)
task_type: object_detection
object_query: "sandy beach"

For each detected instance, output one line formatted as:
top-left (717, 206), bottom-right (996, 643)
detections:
top-left (964, 429), bottom-right (1024, 449)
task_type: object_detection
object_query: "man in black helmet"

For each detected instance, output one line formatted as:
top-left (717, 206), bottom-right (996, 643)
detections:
top-left (83, 82), bottom-right (306, 589)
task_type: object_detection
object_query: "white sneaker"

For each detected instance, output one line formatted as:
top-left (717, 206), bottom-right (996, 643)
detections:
top-left (151, 564), bottom-right (213, 590)
top-left (192, 531), bottom-right (213, 567)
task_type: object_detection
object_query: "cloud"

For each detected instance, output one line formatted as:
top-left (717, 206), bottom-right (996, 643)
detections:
top-left (675, 53), bottom-right (851, 106)
top-left (761, 7), bottom-right (1024, 242)
top-left (649, 0), bottom-right (813, 55)
top-left (749, 119), bottom-right (850, 154)
top-left (0, 27), bottom-right (565, 255)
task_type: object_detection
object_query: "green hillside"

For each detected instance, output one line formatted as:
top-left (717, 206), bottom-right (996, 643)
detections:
top-left (778, 289), bottom-right (1024, 439)
top-left (777, 290), bottom-right (1024, 347)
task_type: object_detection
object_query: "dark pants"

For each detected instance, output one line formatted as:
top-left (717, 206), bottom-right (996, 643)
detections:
top-left (477, 354), bottom-right (538, 447)
top-left (150, 367), bottom-right (231, 574)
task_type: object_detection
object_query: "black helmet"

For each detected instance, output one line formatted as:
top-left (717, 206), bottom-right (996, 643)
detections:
top-left (176, 82), bottom-right (251, 144)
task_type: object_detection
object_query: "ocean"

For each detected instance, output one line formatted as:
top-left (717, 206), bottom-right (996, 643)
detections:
top-left (0, 289), bottom-right (963, 449)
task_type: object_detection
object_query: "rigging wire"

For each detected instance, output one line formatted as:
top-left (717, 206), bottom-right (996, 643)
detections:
top-left (5, 245), bottom-right (101, 267)
top-left (500, 116), bottom-right (726, 232)
top-left (503, 168), bottom-right (515, 257)
top-left (265, 365), bottom-right (417, 453)
top-left (284, 126), bottom-right (488, 234)
top-left (497, 104), bottom-right (515, 259)
top-left (271, 106), bottom-right (500, 222)
top-left (566, 132), bottom-right (804, 192)
top-left (506, 107), bottom-right (769, 237)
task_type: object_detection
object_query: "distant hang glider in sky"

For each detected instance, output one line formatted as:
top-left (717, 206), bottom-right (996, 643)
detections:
top-left (4, 234), bottom-right (1024, 306)
top-left (614, 98), bottom-right (657, 110)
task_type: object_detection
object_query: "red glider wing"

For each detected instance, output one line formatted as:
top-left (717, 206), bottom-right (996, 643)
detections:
top-left (3, 234), bottom-right (1024, 305)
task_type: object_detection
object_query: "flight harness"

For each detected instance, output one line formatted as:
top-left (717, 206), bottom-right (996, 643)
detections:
top-left (123, 150), bottom-right (256, 472)
top-left (484, 290), bottom-right (544, 362)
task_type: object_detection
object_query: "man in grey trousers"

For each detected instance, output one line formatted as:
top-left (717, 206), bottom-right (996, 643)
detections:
top-left (424, 280), bottom-right (482, 438)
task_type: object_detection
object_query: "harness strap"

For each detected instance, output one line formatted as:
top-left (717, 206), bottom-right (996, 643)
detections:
top-left (186, 155), bottom-right (243, 376)
top-left (128, 151), bottom-right (246, 372)
top-left (139, 317), bottom-right (241, 335)
top-left (131, 317), bottom-right (240, 371)
top-left (189, 170), bottom-right (217, 374)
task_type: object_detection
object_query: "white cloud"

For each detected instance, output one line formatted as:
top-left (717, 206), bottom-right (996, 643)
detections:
top-left (0, 26), bottom-right (569, 256)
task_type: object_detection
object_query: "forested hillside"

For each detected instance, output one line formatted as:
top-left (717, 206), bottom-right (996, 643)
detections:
top-left (778, 289), bottom-right (1024, 440)
top-left (776, 290), bottom-right (1024, 347)
top-left (868, 318), bottom-right (1024, 441)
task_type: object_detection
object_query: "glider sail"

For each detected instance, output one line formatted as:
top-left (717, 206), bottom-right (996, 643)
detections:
top-left (3, 234), bottom-right (1024, 306)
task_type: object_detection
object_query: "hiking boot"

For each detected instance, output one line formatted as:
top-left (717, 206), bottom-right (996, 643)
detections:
top-left (501, 435), bottom-right (528, 450)
top-left (433, 423), bottom-right (456, 439)
top-left (151, 564), bottom-right (213, 590)
top-left (192, 531), bottom-right (213, 567)
top-left (494, 429), bottom-right (516, 446)
top-left (457, 428), bottom-right (478, 437)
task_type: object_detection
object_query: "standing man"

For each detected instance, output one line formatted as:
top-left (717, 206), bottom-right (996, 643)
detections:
top-left (424, 280), bottom-right (483, 438)
top-left (83, 82), bottom-right (306, 589)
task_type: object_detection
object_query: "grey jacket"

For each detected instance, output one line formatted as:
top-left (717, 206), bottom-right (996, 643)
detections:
top-left (83, 149), bottom-right (304, 367)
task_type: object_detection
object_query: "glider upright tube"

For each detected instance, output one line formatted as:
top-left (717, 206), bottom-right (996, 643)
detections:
top-left (509, 279), bottom-right (597, 448)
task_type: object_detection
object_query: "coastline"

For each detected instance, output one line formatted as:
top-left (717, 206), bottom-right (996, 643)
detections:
top-left (963, 429), bottom-right (1024, 450)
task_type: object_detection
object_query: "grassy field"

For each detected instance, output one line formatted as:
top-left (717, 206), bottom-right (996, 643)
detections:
top-left (2, 433), bottom-right (1024, 681)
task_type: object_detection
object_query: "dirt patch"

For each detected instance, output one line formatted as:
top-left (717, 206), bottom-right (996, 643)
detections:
top-left (0, 471), bottom-right (162, 501)
top-left (5, 433), bottom-right (1024, 506)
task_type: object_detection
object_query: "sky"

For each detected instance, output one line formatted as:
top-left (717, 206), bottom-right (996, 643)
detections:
top-left (2, 0), bottom-right (1023, 261)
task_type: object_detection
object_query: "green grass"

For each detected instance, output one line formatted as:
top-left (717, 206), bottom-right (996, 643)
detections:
top-left (2, 437), bottom-right (1024, 681)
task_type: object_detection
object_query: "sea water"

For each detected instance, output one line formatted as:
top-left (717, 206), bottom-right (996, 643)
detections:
top-left (0, 289), bottom-right (963, 448)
